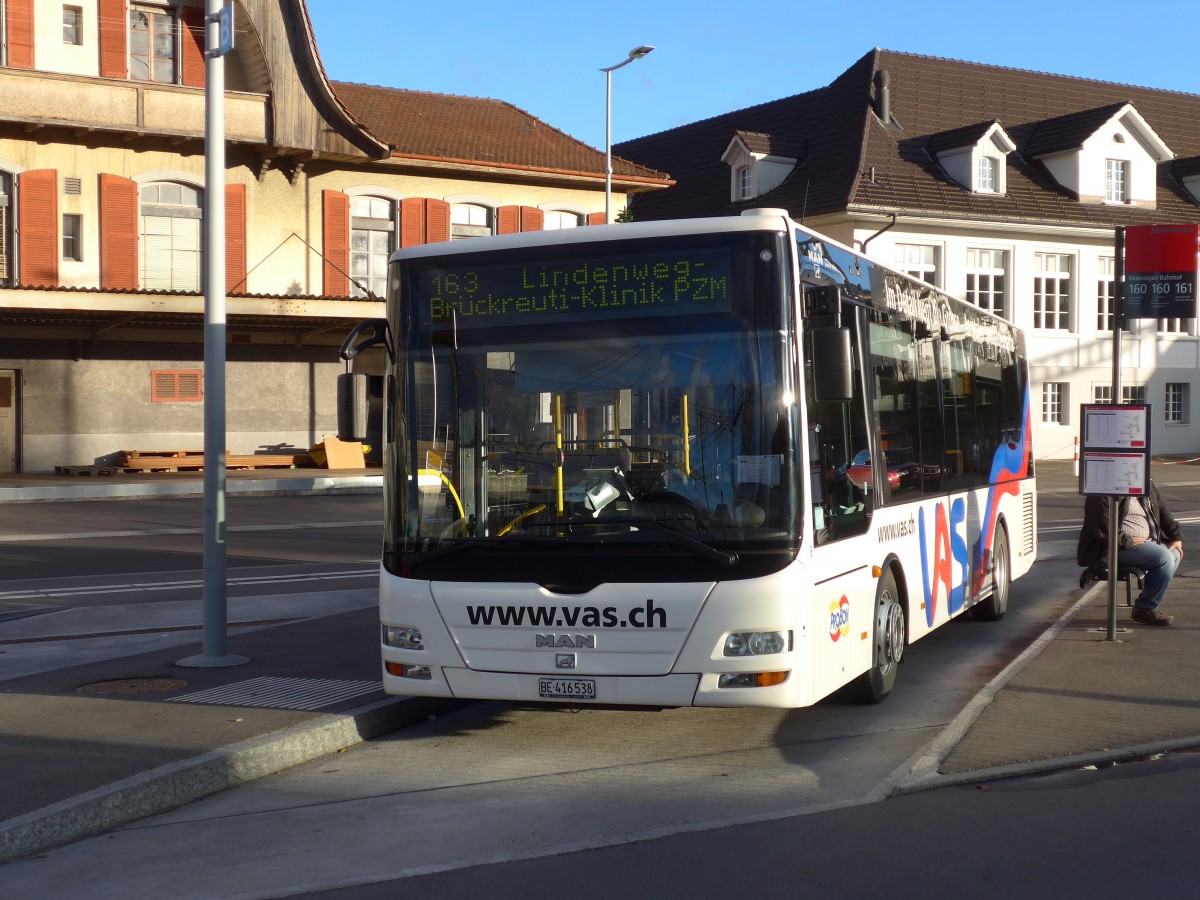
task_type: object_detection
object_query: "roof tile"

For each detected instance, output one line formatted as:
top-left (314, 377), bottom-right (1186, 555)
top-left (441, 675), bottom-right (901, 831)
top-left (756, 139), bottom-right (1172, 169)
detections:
top-left (332, 82), bottom-right (668, 182)
top-left (617, 49), bottom-right (1200, 227)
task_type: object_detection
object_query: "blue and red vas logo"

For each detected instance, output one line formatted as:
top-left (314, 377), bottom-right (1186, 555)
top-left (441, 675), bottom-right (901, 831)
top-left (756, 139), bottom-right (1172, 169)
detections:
top-left (919, 388), bottom-right (1032, 627)
top-left (829, 596), bottom-right (850, 641)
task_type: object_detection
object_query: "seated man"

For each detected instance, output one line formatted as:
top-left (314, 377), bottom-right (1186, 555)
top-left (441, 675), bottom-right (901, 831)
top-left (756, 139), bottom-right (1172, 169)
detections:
top-left (1077, 481), bottom-right (1183, 626)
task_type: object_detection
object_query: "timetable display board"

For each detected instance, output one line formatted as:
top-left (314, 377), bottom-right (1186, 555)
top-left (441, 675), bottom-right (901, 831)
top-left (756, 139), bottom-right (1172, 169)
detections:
top-left (1079, 404), bottom-right (1151, 496)
top-left (1124, 224), bottom-right (1199, 320)
top-left (416, 246), bottom-right (734, 329)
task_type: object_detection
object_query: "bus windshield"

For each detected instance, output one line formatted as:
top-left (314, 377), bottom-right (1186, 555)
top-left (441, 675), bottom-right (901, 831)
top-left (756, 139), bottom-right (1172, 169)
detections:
top-left (388, 230), bottom-right (801, 583)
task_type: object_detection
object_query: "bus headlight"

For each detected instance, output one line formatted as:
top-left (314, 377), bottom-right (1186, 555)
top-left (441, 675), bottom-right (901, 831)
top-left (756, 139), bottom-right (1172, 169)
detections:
top-left (718, 671), bottom-right (789, 688)
top-left (383, 625), bottom-right (424, 650)
top-left (723, 630), bottom-right (790, 657)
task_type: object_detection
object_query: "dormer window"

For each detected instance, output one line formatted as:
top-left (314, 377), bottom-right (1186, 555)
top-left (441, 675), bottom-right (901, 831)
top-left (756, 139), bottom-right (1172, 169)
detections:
top-left (721, 131), bottom-right (798, 203)
top-left (977, 156), bottom-right (999, 192)
top-left (737, 165), bottom-right (753, 200)
top-left (1025, 103), bottom-right (1171, 208)
top-left (1104, 159), bottom-right (1129, 203)
top-left (930, 122), bottom-right (1015, 196)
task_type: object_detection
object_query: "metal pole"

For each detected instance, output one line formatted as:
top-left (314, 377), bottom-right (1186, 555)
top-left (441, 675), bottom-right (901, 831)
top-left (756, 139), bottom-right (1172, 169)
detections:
top-left (600, 46), bottom-right (653, 225)
top-left (604, 68), bottom-right (612, 223)
top-left (179, 1), bottom-right (246, 667)
top-left (1106, 226), bottom-right (1126, 642)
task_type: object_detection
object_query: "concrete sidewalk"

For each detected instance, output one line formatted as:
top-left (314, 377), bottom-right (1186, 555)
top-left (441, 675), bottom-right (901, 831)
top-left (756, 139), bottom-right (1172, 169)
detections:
top-left (2, 461), bottom-right (1200, 864)
top-left (0, 600), bottom-right (460, 863)
top-left (0, 466), bottom-right (382, 503)
top-left (896, 575), bottom-right (1200, 793)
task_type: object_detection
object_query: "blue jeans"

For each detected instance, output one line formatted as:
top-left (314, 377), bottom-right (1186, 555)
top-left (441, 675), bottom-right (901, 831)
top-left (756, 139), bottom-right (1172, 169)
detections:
top-left (1117, 541), bottom-right (1182, 610)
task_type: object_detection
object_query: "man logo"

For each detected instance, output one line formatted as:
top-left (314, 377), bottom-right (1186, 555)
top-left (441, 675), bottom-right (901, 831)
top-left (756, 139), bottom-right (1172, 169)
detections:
top-left (555, 653), bottom-right (576, 669)
top-left (829, 596), bottom-right (851, 642)
top-left (534, 634), bottom-right (596, 649)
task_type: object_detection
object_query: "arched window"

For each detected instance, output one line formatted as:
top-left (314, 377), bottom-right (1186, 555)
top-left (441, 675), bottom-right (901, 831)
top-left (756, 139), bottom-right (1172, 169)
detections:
top-left (451, 203), bottom-right (492, 239)
top-left (543, 211), bottom-right (582, 230)
top-left (140, 181), bottom-right (202, 291)
top-left (350, 195), bottom-right (395, 298)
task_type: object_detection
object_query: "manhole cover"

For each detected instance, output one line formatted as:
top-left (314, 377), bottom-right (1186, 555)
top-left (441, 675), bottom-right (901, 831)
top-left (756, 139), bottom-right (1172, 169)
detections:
top-left (77, 677), bottom-right (189, 696)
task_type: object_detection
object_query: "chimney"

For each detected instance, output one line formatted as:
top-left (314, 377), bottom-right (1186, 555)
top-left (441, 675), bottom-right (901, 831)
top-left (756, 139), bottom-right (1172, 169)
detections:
top-left (874, 70), bottom-right (891, 124)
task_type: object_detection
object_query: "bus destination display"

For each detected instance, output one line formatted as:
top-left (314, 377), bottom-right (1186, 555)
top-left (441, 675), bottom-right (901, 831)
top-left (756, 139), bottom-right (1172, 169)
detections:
top-left (417, 246), bottom-right (734, 328)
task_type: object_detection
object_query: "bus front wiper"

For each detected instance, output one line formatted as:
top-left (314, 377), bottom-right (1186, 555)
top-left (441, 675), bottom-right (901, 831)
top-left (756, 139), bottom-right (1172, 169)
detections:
top-left (619, 517), bottom-right (739, 567)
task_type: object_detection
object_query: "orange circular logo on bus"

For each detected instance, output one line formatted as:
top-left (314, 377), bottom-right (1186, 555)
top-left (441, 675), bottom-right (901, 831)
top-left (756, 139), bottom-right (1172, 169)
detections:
top-left (829, 596), bottom-right (850, 641)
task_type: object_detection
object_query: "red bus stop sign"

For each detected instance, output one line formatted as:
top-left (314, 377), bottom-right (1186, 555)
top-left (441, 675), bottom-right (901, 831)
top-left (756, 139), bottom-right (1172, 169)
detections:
top-left (1124, 224), bottom-right (1199, 319)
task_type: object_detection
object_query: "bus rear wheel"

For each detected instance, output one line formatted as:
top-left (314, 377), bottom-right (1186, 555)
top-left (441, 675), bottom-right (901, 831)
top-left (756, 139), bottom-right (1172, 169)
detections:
top-left (971, 527), bottom-right (1010, 621)
top-left (855, 568), bottom-right (905, 704)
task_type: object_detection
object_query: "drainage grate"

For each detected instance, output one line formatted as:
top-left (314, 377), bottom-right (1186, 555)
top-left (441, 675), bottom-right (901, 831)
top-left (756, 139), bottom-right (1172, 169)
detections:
top-left (78, 677), bottom-right (189, 696)
top-left (166, 676), bottom-right (383, 711)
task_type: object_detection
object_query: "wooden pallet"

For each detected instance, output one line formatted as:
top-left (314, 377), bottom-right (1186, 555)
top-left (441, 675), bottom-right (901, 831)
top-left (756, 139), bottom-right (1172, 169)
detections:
top-left (54, 465), bottom-right (123, 476)
top-left (116, 451), bottom-right (312, 472)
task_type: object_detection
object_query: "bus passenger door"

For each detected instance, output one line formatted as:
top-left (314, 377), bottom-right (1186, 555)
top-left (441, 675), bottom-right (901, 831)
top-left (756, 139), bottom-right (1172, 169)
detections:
top-left (803, 299), bottom-right (877, 696)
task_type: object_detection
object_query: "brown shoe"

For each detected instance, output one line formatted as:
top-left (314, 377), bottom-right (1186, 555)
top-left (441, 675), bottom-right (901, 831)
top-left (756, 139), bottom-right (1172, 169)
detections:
top-left (1131, 607), bottom-right (1173, 626)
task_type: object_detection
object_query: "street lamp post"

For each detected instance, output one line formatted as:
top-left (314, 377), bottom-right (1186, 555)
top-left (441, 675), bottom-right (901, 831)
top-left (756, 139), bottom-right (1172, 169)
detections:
top-left (602, 45), bottom-right (654, 223)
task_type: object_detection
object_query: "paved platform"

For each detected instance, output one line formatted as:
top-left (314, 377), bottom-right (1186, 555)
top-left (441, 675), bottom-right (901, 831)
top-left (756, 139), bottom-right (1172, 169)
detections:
top-left (2, 461), bottom-right (1199, 863)
top-left (0, 466), bottom-right (382, 503)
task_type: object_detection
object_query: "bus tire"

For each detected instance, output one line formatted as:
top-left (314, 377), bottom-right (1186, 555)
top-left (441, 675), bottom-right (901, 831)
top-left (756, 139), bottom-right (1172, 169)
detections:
top-left (971, 526), bottom-right (1010, 621)
top-left (855, 567), bottom-right (905, 704)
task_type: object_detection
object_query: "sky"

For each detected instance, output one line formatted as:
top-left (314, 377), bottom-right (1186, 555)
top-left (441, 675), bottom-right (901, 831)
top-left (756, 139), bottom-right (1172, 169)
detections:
top-left (306, 1), bottom-right (1200, 153)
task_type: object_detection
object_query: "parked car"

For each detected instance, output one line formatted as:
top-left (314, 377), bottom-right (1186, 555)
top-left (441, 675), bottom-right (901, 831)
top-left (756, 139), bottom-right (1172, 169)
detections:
top-left (843, 447), bottom-right (923, 491)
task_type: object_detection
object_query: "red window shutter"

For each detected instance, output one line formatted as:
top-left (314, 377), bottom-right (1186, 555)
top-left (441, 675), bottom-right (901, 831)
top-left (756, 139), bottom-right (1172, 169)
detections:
top-left (6, 0), bottom-right (34, 69)
top-left (520, 207), bottom-right (544, 232)
top-left (322, 190), bottom-right (350, 296)
top-left (587, 212), bottom-right (607, 226)
top-left (17, 170), bottom-right (59, 287)
top-left (100, 174), bottom-right (139, 290)
top-left (225, 184), bottom-right (247, 293)
top-left (400, 197), bottom-right (425, 248)
top-left (424, 199), bottom-right (450, 243)
top-left (180, 6), bottom-right (206, 88)
top-left (98, 0), bottom-right (128, 78)
top-left (496, 206), bottom-right (520, 235)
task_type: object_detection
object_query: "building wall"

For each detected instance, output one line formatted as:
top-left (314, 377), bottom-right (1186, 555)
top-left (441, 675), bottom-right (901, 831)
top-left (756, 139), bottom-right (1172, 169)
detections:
top-left (9, 354), bottom-right (343, 471)
top-left (0, 131), bottom-right (615, 298)
top-left (35, 0), bottom-right (100, 77)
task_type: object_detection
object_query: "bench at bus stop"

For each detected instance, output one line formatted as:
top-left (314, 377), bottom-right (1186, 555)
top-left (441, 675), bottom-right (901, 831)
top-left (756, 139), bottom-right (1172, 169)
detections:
top-left (1078, 563), bottom-right (1147, 607)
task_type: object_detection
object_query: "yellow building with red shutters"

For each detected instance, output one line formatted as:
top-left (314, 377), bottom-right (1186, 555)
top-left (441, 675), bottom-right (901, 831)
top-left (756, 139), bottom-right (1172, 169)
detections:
top-left (0, 0), bottom-right (670, 472)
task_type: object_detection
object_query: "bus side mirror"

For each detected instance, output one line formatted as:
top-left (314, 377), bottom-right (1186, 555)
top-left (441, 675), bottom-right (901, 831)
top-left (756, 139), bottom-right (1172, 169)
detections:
top-left (340, 318), bottom-right (394, 364)
top-left (811, 326), bottom-right (853, 403)
top-left (337, 372), bottom-right (370, 442)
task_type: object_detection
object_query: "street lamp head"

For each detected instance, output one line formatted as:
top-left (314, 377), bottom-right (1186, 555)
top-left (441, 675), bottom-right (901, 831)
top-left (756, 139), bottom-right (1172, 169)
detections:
top-left (601, 45), bottom-right (655, 73)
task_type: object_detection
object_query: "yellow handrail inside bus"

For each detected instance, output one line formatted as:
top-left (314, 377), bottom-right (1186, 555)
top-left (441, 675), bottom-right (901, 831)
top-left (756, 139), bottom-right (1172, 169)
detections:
top-left (555, 394), bottom-right (564, 515)
top-left (497, 503), bottom-right (547, 536)
top-left (682, 392), bottom-right (691, 476)
top-left (419, 468), bottom-right (464, 520)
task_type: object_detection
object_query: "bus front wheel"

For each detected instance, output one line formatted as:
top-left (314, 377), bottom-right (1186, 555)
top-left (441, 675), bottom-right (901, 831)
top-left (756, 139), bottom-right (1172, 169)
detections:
top-left (856, 568), bottom-right (905, 704)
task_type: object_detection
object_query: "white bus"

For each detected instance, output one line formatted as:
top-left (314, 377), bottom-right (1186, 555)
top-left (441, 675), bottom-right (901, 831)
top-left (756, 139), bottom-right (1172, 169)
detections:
top-left (339, 209), bottom-right (1036, 708)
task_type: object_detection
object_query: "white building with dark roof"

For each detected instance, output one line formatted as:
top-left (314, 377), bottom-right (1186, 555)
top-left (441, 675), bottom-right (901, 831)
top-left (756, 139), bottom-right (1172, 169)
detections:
top-left (617, 49), bottom-right (1200, 460)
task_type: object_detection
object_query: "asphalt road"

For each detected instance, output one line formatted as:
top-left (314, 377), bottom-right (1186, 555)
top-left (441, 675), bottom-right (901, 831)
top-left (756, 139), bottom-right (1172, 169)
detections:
top-left (5, 465), bottom-right (1200, 897)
